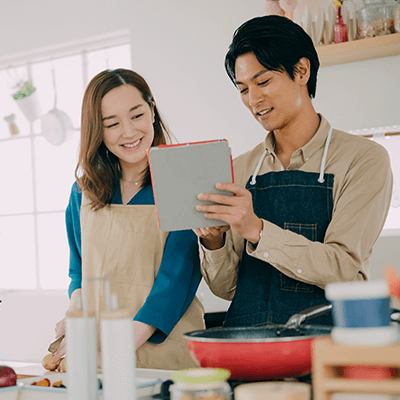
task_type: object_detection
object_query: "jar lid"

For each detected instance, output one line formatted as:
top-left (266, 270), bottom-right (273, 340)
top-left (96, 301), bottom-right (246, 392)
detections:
top-left (325, 280), bottom-right (389, 300)
top-left (172, 368), bottom-right (231, 384)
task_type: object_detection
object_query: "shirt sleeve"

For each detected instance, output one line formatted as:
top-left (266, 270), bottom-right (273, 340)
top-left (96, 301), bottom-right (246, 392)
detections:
top-left (248, 143), bottom-right (393, 288)
top-left (65, 182), bottom-right (83, 298)
top-left (199, 231), bottom-right (242, 301)
top-left (134, 229), bottom-right (202, 344)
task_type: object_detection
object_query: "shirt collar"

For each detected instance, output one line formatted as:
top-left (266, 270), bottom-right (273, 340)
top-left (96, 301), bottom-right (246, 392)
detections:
top-left (263, 114), bottom-right (332, 163)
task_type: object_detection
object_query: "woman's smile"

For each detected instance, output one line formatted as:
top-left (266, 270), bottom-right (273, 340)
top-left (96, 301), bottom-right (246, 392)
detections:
top-left (121, 137), bottom-right (143, 150)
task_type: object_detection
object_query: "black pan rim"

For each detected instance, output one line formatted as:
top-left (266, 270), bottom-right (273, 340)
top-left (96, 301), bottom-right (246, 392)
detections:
top-left (183, 324), bottom-right (332, 343)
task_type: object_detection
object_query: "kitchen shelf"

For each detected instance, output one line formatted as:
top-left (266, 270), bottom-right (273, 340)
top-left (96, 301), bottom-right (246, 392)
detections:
top-left (321, 378), bottom-right (400, 394)
top-left (313, 337), bottom-right (400, 400)
top-left (317, 32), bottom-right (400, 67)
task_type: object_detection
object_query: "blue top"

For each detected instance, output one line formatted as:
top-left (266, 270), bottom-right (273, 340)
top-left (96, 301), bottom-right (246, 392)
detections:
top-left (65, 182), bottom-right (202, 344)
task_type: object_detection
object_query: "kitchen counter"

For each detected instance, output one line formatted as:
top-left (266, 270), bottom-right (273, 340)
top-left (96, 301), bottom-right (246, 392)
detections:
top-left (0, 360), bottom-right (47, 379)
top-left (0, 360), bottom-right (174, 380)
top-left (0, 360), bottom-right (175, 399)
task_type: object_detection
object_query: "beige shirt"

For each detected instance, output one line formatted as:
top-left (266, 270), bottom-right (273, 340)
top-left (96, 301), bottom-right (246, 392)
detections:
top-left (200, 115), bottom-right (393, 300)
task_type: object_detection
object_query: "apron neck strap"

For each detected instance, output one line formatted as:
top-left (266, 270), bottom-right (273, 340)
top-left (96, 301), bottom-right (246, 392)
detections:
top-left (317, 126), bottom-right (333, 184)
top-left (250, 149), bottom-right (268, 185)
top-left (250, 126), bottom-right (334, 185)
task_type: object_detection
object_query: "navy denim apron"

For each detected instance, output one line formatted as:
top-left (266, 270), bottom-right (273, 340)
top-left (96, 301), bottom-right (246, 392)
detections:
top-left (224, 154), bottom-right (335, 328)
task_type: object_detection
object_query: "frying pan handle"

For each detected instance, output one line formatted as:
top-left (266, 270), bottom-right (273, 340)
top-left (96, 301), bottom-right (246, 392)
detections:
top-left (285, 304), bottom-right (333, 327)
top-left (302, 304), bottom-right (333, 321)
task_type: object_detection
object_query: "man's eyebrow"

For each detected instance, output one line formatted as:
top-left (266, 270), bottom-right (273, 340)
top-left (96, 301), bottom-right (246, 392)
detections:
top-left (102, 104), bottom-right (143, 121)
top-left (235, 69), bottom-right (270, 86)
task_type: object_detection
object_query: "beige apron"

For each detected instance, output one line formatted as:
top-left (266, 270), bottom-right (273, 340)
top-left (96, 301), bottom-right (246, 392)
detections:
top-left (81, 192), bottom-right (205, 370)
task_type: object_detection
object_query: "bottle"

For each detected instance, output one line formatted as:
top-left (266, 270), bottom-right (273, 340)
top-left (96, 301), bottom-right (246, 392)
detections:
top-left (334, 5), bottom-right (348, 43)
top-left (170, 368), bottom-right (231, 400)
top-left (100, 293), bottom-right (136, 400)
top-left (66, 292), bottom-right (98, 400)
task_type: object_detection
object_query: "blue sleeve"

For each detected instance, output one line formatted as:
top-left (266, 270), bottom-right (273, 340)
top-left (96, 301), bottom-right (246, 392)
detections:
top-left (65, 182), bottom-right (83, 298)
top-left (133, 229), bottom-right (202, 344)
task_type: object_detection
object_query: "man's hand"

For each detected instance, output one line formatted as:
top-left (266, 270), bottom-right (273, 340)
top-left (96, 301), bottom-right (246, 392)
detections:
top-left (195, 182), bottom-right (263, 243)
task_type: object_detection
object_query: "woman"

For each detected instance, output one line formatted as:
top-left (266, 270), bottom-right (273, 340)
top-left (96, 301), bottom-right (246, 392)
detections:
top-left (53, 68), bottom-right (205, 370)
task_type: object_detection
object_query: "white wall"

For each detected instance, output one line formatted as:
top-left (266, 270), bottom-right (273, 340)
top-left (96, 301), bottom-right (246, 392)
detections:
top-left (0, 292), bottom-right (69, 362)
top-left (128, 0), bottom-right (266, 158)
top-left (0, 0), bottom-right (132, 57)
top-left (314, 55), bottom-right (400, 131)
top-left (1, 0), bottom-right (399, 362)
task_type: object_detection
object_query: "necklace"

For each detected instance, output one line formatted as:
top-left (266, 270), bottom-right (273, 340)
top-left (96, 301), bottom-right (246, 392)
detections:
top-left (122, 178), bottom-right (139, 186)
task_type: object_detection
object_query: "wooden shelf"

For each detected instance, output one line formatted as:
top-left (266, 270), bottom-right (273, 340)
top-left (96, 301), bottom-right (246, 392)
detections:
top-left (322, 378), bottom-right (400, 394)
top-left (317, 32), bottom-right (400, 67)
top-left (313, 337), bottom-right (400, 400)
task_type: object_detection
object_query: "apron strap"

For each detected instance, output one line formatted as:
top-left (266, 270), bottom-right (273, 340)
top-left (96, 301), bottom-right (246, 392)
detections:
top-left (250, 149), bottom-right (268, 185)
top-left (318, 126), bottom-right (333, 184)
top-left (250, 126), bottom-right (334, 185)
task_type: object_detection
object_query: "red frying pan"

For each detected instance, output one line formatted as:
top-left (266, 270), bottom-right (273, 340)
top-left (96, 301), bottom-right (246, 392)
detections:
top-left (184, 304), bottom-right (332, 380)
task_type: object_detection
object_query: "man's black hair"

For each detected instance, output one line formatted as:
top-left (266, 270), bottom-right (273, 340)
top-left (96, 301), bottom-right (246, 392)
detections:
top-left (225, 15), bottom-right (320, 98)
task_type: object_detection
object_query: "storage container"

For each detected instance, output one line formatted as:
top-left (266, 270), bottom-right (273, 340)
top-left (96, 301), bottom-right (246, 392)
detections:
top-left (356, 0), bottom-right (395, 38)
top-left (170, 368), bottom-right (231, 400)
top-left (395, 1), bottom-right (400, 32)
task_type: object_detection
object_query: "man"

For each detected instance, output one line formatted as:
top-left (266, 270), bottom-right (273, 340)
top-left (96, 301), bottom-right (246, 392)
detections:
top-left (193, 15), bottom-right (392, 327)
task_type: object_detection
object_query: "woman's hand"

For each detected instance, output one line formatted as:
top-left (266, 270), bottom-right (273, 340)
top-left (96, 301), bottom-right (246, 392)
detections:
top-left (192, 226), bottom-right (230, 250)
top-left (52, 288), bottom-right (82, 363)
top-left (196, 182), bottom-right (263, 243)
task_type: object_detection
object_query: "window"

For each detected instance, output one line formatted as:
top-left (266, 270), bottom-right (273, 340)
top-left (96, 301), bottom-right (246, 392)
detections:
top-left (0, 33), bottom-right (131, 291)
top-left (349, 126), bottom-right (400, 236)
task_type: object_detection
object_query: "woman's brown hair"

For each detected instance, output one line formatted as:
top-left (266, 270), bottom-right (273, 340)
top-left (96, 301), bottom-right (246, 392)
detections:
top-left (76, 69), bottom-right (172, 210)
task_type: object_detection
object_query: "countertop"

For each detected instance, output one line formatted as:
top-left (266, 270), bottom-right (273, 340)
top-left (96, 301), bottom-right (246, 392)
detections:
top-left (0, 359), bottom-right (175, 381)
top-left (0, 361), bottom-right (174, 400)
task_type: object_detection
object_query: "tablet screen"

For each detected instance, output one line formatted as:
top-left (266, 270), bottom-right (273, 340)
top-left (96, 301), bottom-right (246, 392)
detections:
top-left (148, 139), bottom-right (233, 231)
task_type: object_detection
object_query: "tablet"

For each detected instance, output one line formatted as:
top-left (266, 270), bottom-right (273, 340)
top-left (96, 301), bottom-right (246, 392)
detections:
top-left (148, 139), bottom-right (234, 231)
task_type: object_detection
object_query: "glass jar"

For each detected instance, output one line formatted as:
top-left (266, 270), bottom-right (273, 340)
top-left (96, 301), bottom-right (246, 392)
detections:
top-left (170, 368), bottom-right (232, 400)
top-left (395, 0), bottom-right (400, 32)
top-left (356, 0), bottom-right (395, 38)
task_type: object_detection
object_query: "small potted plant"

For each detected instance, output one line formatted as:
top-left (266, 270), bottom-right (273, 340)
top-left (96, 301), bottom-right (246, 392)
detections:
top-left (12, 81), bottom-right (42, 122)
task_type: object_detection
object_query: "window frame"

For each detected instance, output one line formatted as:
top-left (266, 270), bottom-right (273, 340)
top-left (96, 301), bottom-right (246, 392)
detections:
top-left (0, 31), bottom-right (131, 293)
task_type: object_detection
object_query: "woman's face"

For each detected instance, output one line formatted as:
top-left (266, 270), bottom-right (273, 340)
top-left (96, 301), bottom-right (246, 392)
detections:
top-left (101, 84), bottom-right (155, 169)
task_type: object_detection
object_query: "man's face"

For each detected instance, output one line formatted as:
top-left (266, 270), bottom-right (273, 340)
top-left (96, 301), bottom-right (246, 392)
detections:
top-left (234, 52), bottom-right (305, 133)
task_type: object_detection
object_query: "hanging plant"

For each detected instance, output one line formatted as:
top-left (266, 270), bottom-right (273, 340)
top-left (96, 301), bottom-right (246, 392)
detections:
top-left (12, 80), bottom-right (42, 122)
top-left (12, 81), bottom-right (36, 100)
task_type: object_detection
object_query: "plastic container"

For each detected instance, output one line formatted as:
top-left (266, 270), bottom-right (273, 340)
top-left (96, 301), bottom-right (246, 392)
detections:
top-left (170, 368), bottom-right (231, 400)
top-left (356, 0), bottom-right (395, 38)
top-left (325, 280), bottom-right (399, 346)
